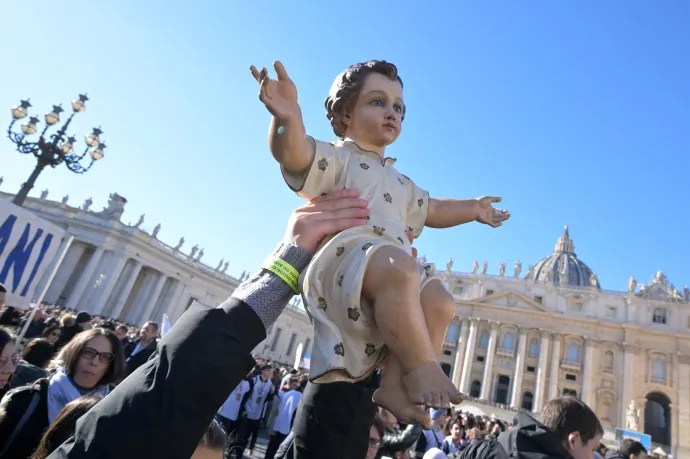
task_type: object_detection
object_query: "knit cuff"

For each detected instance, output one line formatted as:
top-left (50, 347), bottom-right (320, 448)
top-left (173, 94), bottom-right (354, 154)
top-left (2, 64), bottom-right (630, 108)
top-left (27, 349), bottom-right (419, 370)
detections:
top-left (229, 242), bottom-right (312, 329)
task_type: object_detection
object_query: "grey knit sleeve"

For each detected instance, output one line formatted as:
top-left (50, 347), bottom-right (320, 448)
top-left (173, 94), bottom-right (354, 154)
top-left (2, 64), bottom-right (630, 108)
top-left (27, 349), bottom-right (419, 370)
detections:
top-left (227, 242), bottom-right (312, 329)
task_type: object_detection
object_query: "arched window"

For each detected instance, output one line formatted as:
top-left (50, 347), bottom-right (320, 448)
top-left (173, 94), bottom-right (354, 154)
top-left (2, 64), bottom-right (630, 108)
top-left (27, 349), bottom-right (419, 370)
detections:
top-left (563, 388), bottom-right (578, 397)
top-left (502, 331), bottom-right (515, 351)
top-left (479, 332), bottom-right (489, 349)
top-left (645, 392), bottom-right (671, 446)
top-left (566, 342), bottom-right (581, 363)
top-left (652, 358), bottom-right (667, 382)
top-left (528, 339), bottom-right (539, 358)
top-left (603, 350), bottom-right (614, 371)
top-left (445, 322), bottom-right (460, 343)
top-left (470, 380), bottom-right (481, 397)
top-left (521, 391), bottom-right (533, 411)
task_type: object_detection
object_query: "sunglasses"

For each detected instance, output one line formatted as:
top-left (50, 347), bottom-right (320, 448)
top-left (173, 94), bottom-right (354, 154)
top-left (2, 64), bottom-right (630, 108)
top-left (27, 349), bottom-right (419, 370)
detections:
top-left (0, 353), bottom-right (20, 367)
top-left (80, 347), bottom-right (115, 364)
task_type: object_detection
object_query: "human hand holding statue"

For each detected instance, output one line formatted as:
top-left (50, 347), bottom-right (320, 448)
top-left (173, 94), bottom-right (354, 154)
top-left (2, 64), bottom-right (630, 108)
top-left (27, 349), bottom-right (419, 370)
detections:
top-left (283, 188), bottom-right (370, 254)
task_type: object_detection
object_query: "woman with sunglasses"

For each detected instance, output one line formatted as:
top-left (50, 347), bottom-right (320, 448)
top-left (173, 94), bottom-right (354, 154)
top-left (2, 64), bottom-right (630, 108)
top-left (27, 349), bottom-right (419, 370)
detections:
top-left (0, 328), bottom-right (125, 458)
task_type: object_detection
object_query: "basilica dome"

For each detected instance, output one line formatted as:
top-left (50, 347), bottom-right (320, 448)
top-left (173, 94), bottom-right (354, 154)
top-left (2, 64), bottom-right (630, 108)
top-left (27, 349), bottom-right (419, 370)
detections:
top-left (524, 226), bottom-right (600, 289)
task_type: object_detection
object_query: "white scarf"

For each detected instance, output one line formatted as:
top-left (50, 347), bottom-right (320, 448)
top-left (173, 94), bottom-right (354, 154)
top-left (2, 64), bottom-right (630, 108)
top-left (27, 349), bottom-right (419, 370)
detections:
top-left (47, 366), bottom-right (109, 423)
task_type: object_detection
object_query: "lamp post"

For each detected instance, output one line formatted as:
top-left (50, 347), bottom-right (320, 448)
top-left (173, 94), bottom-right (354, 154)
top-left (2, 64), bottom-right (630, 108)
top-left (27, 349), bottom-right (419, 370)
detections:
top-left (7, 94), bottom-right (107, 206)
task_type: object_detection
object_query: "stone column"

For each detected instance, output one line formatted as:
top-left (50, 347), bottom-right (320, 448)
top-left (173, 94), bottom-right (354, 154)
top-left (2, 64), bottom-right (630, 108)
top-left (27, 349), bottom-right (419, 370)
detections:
top-left (619, 344), bottom-right (637, 425)
top-left (65, 248), bottom-right (106, 310)
top-left (169, 282), bottom-right (189, 323)
top-left (451, 319), bottom-right (470, 388)
top-left (510, 327), bottom-right (528, 409)
top-left (533, 330), bottom-right (551, 413)
top-left (671, 404), bottom-right (679, 455)
top-left (480, 322), bottom-right (499, 401)
top-left (459, 318), bottom-right (479, 394)
top-left (581, 338), bottom-right (597, 407)
top-left (547, 333), bottom-right (563, 400)
top-left (137, 273), bottom-right (168, 324)
top-left (93, 257), bottom-right (128, 316)
top-left (110, 262), bottom-right (143, 320)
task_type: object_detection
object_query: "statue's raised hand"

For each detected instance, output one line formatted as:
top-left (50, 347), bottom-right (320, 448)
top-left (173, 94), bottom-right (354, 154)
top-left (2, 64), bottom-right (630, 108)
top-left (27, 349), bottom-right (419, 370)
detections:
top-left (250, 61), bottom-right (299, 119)
top-left (475, 196), bottom-right (511, 228)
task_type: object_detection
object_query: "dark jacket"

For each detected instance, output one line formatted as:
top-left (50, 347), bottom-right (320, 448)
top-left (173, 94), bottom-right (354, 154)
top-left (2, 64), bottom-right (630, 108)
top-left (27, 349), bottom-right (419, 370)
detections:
top-left (0, 379), bottom-right (50, 459)
top-left (604, 451), bottom-right (626, 459)
top-left (277, 374), bottom-right (380, 459)
top-left (47, 299), bottom-right (265, 459)
top-left (451, 412), bottom-right (574, 459)
top-left (378, 424), bottom-right (423, 459)
top-left (9, 362), bottom-right (49, 389)
top-left (124, 338), bottom-right (158, 375)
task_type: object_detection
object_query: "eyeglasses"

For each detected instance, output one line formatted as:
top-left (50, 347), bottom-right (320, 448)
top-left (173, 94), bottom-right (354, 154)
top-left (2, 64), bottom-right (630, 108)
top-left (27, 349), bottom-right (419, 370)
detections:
top-left (80, 347), bottom-right (115, 364)
top-left (50, 331), bottom-right (61, 337)
top-left (0, 353), bottom-right (20, 367)
top-left (368, 437), bottom-right (381, 449)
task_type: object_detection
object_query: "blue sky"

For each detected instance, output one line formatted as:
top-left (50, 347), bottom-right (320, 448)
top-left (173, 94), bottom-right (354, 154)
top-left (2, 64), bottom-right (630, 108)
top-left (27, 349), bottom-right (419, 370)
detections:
top-left (1, 1), bottom-right (688, 292)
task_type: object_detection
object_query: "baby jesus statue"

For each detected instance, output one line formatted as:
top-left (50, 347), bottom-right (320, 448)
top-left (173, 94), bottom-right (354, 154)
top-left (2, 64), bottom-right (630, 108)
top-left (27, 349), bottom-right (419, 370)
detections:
top-left (250, 60), bottom-right (510, 427)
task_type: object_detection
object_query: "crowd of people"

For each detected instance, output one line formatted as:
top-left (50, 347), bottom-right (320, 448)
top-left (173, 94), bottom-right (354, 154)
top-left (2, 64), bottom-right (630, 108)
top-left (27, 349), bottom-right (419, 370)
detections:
top-left (0, 190), bottom-right (665, 459)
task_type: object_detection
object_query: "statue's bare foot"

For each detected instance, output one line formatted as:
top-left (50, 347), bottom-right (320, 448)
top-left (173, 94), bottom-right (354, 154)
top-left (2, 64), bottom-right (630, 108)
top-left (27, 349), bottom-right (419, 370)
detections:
top-left (373, 385), bottom-right (430, 429)
top-left (402, 362), bottom-right (463, 409)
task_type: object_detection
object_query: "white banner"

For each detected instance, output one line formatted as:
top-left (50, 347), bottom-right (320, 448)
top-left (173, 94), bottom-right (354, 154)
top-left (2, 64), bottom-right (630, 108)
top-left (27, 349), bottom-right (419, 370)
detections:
top-left (0, 198), bottom-right (68, 309)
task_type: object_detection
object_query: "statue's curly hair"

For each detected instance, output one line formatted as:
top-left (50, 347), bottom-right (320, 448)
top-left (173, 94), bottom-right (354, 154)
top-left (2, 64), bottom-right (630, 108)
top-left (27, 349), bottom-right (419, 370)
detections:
top-left (324, 60), bottom-right (406, 138)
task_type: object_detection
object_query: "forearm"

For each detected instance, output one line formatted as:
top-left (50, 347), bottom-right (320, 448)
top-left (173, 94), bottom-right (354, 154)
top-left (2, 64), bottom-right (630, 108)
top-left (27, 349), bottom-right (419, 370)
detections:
top-left (227, 241), bottom-right (312, 329)
top-left (269, 111), bottom-right (312, 174)
top-left (426, 198), bottom-right (480, 228)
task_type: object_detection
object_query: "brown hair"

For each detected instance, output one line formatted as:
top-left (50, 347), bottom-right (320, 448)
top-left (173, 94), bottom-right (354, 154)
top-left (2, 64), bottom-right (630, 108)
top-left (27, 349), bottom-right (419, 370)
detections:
top-left (56, 328), bottom-right (125, 386)
top-left (30, 395), bottom-right (100, 459)
top-left (325, 60), bottom-right (406, 138)
top-left (540, 397), bottom-right (604, 444)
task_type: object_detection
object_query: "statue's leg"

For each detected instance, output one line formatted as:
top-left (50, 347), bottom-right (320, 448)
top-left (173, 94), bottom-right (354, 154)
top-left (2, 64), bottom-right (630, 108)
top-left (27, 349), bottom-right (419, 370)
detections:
top-left (372, 279), bottom-right (459, 428)
top-left (420, 279), bottom-right (456, 359)
top-left (362, 246), bottom-right (461, 419)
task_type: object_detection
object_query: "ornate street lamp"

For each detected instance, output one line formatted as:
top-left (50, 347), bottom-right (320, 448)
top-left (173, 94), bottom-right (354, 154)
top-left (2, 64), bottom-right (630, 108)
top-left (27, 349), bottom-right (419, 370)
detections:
top-left (7, 94), bottom-right (107, 206)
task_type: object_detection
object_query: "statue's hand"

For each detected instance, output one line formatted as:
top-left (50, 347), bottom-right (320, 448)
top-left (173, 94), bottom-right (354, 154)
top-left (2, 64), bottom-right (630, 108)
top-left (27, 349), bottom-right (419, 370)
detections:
top-left (475, 196), bottom-right (511, 228)
top-left (249, 61), bottom-right (300, 119)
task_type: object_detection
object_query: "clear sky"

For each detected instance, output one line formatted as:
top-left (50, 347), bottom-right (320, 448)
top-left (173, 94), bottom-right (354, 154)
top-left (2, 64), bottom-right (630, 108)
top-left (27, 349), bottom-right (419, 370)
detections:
top-left (1, 1), bottom-right (688, 293)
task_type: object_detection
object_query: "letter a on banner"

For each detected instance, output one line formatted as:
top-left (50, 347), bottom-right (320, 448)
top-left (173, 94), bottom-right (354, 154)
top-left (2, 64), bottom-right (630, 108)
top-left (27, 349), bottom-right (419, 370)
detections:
top-left (0, 198), bottom-right (69, 309)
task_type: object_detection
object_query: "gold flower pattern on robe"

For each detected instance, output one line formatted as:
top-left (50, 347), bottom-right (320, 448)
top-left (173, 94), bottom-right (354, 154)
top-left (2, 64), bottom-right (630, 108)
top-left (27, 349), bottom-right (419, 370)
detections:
top-left (317, 297), bottom-right (327, 311)
top-left (373, 226), bottom-right (385, 237)
top-left (334, 343), bottom-right (345, 356)
top-left (336, 246), bottom-right (345, 257)
top-left (347, 307), bottom-right (360, 321)
top-left (318, 158), bottom-right (329, 171)
top-left (365, 343), bottom-right (376, 357)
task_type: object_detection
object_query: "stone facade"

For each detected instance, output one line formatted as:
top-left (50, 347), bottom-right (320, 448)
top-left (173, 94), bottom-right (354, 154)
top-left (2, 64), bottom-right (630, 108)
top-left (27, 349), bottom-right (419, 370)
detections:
top-left (440, 227), bottom-right (688, 455)
top-left (0, 191), bottom-right (242, 325)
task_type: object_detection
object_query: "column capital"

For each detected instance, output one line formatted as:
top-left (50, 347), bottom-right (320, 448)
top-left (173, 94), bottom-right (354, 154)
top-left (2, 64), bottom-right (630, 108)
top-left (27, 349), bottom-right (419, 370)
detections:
top-left (459, 318), bottom-right (470, 327)
top-left (516, 326), bottom-right (529, 335)
top-left (489, 321), bottom-right (501, 331)
top-left (469, 317), bottom-right (481, 326)
top-left (551, 332), bottom-right (563, 342)
top-left (538, 329), bottom-right (552, 339)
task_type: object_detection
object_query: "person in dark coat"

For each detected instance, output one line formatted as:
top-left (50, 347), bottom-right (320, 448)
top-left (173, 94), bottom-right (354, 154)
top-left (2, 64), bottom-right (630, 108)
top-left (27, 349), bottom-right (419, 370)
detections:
top-left (124, 321), bottom-right (159, 375)
top-left (451, 397), bottom-right (604, 459)
top-left (46, 188), bottom-right (371, 459)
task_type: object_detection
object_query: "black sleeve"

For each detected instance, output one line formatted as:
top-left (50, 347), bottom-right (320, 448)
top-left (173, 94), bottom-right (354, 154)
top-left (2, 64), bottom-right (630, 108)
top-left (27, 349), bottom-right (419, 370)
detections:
top-left (48, 299), bottom-right (266, 459)
top-left (379, 424), bottom-right (423, 456)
